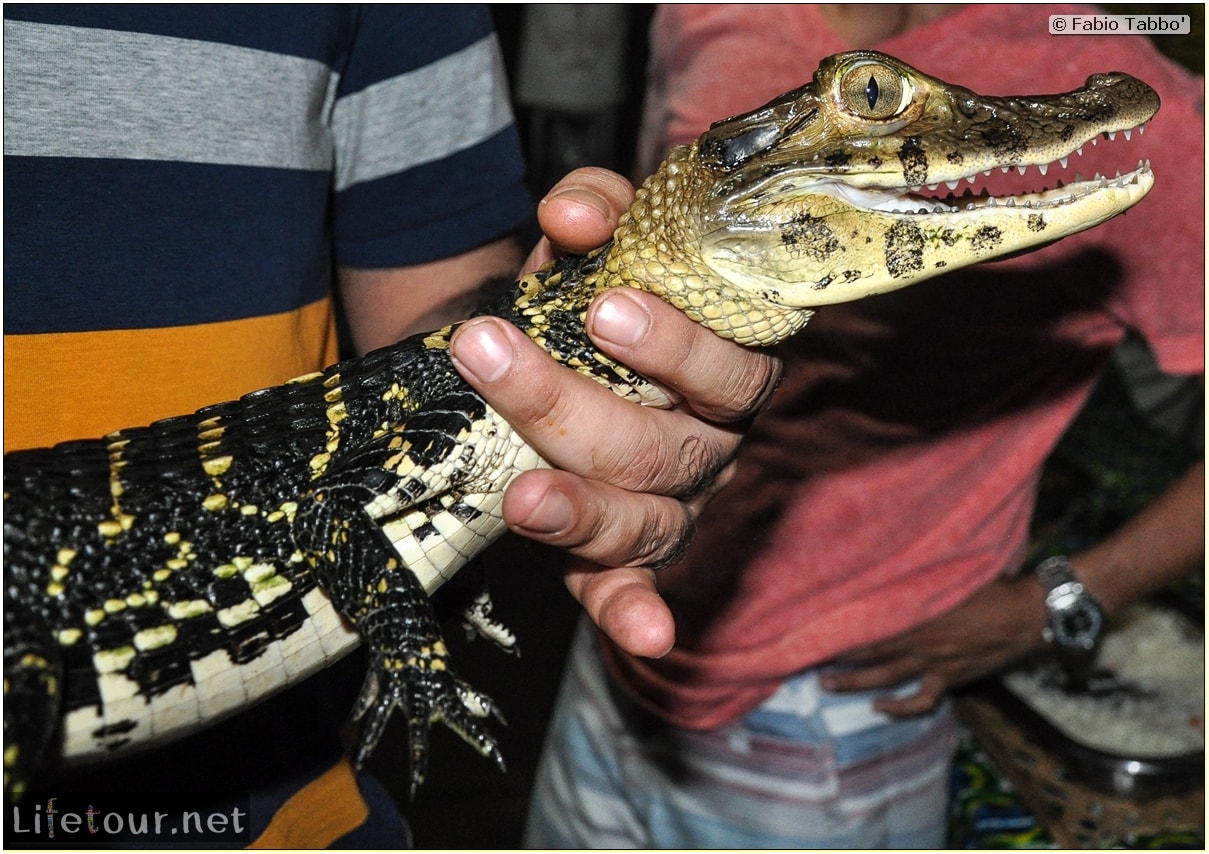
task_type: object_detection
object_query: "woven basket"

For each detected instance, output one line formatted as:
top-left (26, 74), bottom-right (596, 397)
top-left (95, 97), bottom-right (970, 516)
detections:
top-left (956, 691), bottom-right (1204, 848)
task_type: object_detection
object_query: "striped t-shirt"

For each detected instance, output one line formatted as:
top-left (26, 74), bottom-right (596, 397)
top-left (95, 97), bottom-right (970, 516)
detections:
top-left (3, 5), bottom-right (531, 845)
top-left (4, 4), bottom-right (531, 452)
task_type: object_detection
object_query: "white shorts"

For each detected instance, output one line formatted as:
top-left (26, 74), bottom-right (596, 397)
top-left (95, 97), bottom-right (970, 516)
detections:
top-left (525, 620), bottom-right (957, 848)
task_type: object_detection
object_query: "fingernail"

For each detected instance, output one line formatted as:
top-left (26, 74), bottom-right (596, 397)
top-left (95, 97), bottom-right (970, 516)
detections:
top-left (516, 485), bottom-right (574, 534)
top-left (591, 290), bottom-right (649, 347)
top-left (451, 319), bottom-right (513, 383)
top-left (543, 186), bottom-right (612, 222)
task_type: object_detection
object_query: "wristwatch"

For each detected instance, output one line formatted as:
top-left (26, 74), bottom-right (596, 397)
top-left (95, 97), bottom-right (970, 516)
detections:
top-left (1036, 555), bottom-right (1105, 656)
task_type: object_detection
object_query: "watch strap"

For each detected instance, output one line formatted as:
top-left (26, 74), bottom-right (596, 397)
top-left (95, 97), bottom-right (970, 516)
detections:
top-left (1036, 554), bottom-right (1078, 593)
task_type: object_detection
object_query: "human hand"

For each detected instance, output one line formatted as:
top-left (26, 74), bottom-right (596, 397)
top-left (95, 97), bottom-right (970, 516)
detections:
top-left (823, 575), bottom-right (1049, 716)
top-left (449, 168), bottom-right (783, 659)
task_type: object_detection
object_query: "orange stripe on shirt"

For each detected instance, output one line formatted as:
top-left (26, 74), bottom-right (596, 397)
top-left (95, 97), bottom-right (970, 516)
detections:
top-left (247, 757), bottom-right (370, 849)
top-left (4, 298), bottom-right (338, 453)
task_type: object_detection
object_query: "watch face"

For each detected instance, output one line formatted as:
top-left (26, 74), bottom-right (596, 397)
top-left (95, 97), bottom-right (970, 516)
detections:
top-left (1052, 599), bottom-right (1104, 650)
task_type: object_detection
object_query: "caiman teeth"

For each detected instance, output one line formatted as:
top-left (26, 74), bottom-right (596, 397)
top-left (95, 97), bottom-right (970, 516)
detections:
top-left (876, 159), bottom-right (1152, 215)
top-left (949, 159), bottom-right (1151, 212)
top-left (819, 143), bottom-right (1151, 217)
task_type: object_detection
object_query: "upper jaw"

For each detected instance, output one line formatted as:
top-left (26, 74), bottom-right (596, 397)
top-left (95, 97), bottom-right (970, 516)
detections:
top-left (837, 111), bottom-right (1156, 190)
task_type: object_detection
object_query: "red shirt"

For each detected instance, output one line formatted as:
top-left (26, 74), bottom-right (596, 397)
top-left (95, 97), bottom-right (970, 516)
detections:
top-left (610, 3), bottom-right (1205, 729)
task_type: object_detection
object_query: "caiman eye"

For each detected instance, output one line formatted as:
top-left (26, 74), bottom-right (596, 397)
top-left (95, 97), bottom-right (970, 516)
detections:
top-left (839, 62), bottom-right (909, 119)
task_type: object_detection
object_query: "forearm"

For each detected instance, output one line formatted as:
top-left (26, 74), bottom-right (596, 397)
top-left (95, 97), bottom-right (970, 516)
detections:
top-left (1071, 459), bottom-right (1204, 615)
top-left (829, 460), bottom-right (1204, 713)
top-left (338, 237), bottom-right (524, 354)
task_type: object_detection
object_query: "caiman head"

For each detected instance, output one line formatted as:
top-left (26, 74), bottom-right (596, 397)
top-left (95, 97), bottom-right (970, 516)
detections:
top-left (602, 50), bottom-right (1160, 345)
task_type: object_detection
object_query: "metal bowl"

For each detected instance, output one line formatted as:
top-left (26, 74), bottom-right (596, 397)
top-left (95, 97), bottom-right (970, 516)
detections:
top-left (987, 678), bottom-right (1203, 798)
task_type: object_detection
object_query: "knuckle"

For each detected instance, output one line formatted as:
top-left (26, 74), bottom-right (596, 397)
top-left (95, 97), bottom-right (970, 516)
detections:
top-left (702, 352), bottom-right (784, 422)
top-left (579, 493), bottom-right (695, 572)
top-left (655, 324), bottom-right (785, 423)
top-left (589, 428), bottom-right (676, 492)
top-left (676, 433), bottom-right (727, 500)
top-left (592, 425), bottom-right (729, 501)
top-left (592, 414), bottom-right (691, 489)
top-left (638, 500), bottom-right (696, 571)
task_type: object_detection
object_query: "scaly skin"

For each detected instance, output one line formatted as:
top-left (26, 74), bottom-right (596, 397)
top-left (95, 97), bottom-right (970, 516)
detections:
top-left (4, 51), bottom-right (1159, 799)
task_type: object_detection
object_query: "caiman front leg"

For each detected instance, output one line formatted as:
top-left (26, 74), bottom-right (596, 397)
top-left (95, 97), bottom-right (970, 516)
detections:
top-left (293, 487), bottom-right (503, 795)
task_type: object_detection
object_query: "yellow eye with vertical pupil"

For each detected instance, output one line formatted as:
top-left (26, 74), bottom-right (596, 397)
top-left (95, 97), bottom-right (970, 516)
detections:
top-left (839, 63), bottom-right (908, 119)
